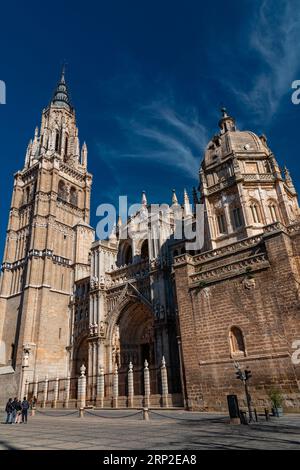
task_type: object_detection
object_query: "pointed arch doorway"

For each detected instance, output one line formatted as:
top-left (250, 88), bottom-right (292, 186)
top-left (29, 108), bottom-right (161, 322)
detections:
top-left (111, 300), bottom-right (158, 396)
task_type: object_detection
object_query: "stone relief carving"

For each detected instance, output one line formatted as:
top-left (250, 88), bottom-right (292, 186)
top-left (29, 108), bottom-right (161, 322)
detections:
top-left (242, 277), bottom-right (256, 290)
top-left (89, 322), bottom-right (98, 336)
top-left (99, 321), bottom-right (106, 337)
top-left (202, 287), bottom-right (212, 299)
top-left (22, 349), bottom-right (30, 367)
top-left (112, 325), bottom-right (121, 367)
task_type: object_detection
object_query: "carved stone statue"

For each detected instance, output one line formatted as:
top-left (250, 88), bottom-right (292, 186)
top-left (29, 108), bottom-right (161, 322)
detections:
top-left (22, 349), bottom-right (30, 367)
top-left (80, 364), bottom-right (86, 376)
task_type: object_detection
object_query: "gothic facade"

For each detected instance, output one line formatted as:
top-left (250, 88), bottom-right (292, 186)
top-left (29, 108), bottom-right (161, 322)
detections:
top-left (1, 73), bottom-right (300, 411)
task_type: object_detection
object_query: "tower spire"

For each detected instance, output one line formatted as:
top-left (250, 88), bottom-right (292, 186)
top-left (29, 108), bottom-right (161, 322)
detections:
top-left (183, 189), bottom-right (192, 217)
top-left (284, 166), bottom-right (296, 192)
top-left (141, 190), bottom-right (147, 206)
top-left (172, 189), bottom-right (179, 205)
top-left (51, 65), bottom-right (72, 110)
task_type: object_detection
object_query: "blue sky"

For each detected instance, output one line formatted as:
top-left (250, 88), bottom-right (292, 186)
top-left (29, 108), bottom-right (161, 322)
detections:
top-left (0, 0), bottom-right (300, 257)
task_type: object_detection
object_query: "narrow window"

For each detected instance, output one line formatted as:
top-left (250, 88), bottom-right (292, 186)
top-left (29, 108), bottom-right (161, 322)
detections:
top-left (233, 207), bottom-right (243, 229)
top-left (269, 204), bottom-right (277, 223)
top-left (58, 181), bottom-right (67, 201)
top-left (25, 186), bottom-right (30, 204)
top-left (55, 132), bottom-right (60, 152)
top-left (217, 213), bottom-right (227, 234)
top-left (229, 327), bottom-right (246, 354)
top-left (59, 328), bottom-right (62, 339)
top-left (64, 136), bottom-right (68, 158)
top-left (250, 203), bottom-right (261, 223)
top-left (141, 240), bottom-right (149, 260)
top-left (70, 187), bottom-right (77, 206)
top-left (124, 244), bottom-right (133, 265)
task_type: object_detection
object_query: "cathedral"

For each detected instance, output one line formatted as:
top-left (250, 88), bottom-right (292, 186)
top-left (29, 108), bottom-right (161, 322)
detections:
top-left (1, 70), bottom-right (300, 411)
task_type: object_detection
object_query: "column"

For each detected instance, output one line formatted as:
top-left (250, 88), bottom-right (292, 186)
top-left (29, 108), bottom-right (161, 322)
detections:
top-left (113, 364), bottom-right (118, 408)
top-left (92, 342), bottom-right (97, 402)
top-left (87, 342), bottom-right (93, 403)
top-left (97, 366), bottom-right (105, 408)
top-left (33, 375), bottom-right (38, 403)
top-left (42, 375), bottom-right (49, 408)
top-left (144, 360), bottom-right (150, 408)
top-left (128, 362), bottom-right (134, 408)
top-left (161, 356), bottom-right (169, 408)
top-left (24, 379), bottom-right (29, 399)
top-left (78, 364), bottom-right (87, 409)
top-left (53, 376), bottom-right (59, 408)
top-left (64, 375), bottom-right (70, 408)
top-left (224, 201), bottom-right (233, 233)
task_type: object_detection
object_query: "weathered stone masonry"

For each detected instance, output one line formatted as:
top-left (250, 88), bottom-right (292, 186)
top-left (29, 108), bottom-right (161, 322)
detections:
top-left (174, 223), bottom-right (300, 411)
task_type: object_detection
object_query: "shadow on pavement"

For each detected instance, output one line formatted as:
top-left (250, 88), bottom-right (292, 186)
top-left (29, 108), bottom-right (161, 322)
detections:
top-left (0, 440), bottom-right (19, 450)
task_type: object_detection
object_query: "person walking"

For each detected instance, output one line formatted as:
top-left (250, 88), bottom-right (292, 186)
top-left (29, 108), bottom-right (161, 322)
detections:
top-left (21, 397), bottom-right (30, 423)
top-left (5, 398), bottom-right (13, 424)
top-left (15, 400), bottom-right (22, 424)
top-left (30, 396), bottom-right (37, 409)
top-left (11, 397), bottom-right (18, 424)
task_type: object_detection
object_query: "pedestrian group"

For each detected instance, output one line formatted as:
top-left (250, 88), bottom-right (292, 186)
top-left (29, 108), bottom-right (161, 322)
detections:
top-left (5, 397), bottom-right (31, 424)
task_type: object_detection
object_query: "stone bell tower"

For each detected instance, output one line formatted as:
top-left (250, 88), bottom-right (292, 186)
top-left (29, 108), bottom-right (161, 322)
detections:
top-left (0, 69), bottom-right (94, 400)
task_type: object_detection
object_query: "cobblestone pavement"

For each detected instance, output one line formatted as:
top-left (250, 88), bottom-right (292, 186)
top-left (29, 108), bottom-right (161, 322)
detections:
top-left (0, 409), bottom-right (300, 450)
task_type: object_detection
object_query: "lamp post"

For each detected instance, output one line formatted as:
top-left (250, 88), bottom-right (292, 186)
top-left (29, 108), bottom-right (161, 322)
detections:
top-left (234, 361), bottom-right (253, 423)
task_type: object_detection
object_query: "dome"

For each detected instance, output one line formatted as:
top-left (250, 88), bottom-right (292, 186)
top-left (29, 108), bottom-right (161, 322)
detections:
top-left (203, 109), bottom-right (269, 168)
top-left (228, 131), bottom-right (267, 153)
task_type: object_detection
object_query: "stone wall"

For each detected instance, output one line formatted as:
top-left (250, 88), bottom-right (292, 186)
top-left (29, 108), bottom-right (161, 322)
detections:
top-left (0, 368), bottom-right (20, 406)
top-left (174, 226), bottom-right (300, 412)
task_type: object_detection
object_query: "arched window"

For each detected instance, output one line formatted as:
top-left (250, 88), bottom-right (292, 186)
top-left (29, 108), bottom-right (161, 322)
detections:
top-left (229, 327), bottom-right (246, 355)
top-left (70, 187), bottom-right (77, 206)
top-left (216, 211), bottom-right (227, 234)
top-left (124, 244), bottom-right (133, 265)
top-left (24, 186), bottom-right (30, 204)
top-left (55, 132), bottom-right (60, 152)
top-left (141, 239), bottom-right (149, 260)
top-left (250, 201), bottom-right (261, 224)
top-left (64, 135), bottom-right (69, 159)
top-left (58, 180), bottom-right (67, 201)
top-left (264, 160), bottom-right (271, 173)
top-left (268, 202), bottom-right (278, 223)
top-left (232, 207), bottom-right (243, 229)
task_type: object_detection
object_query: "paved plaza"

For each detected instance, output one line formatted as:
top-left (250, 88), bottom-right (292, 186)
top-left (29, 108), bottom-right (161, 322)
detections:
top-left (0, 409), bottom-right (300, 450)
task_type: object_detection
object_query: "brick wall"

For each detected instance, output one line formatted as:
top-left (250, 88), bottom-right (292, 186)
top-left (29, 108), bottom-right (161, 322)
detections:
top-left (174, 229), bottom-right (300, 411)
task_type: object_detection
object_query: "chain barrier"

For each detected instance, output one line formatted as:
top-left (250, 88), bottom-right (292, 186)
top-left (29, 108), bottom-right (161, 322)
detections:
top-left (148, 409), bottom-right (227, 423)
top-left (35, 409), bottom-right (79, 417)
top-left (84, 409), bottom-right (143, 419)
top-left (34, 407), bottom-right (226, 422)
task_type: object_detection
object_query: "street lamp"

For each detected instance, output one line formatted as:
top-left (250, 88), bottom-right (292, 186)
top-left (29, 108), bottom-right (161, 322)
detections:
top-left (234, 361), bottom-right (253, 423)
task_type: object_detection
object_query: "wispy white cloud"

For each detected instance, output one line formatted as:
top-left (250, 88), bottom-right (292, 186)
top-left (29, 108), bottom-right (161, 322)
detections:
top-left (229, 0), bottom-right (300, 122)
top-left (99, 100), bottom-right (208, 178)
